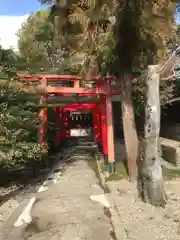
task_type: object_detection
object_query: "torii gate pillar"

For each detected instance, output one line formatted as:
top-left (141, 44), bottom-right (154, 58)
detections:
top-left (92, 106), bottom-right (101, 145)
top-left (39, 77), bottom-right (48, 145)
top-left (55, 106), bottom-right (61, 148)
top-left (106, 92), bottom-right (115, 173)
top-left (100, 96), bottom-right (108, 164)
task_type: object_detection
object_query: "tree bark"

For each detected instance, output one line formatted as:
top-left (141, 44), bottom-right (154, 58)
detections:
top-left (121, 74), bottom-right (139, 181)
top-left (143, 65), bottom-right (167, 207)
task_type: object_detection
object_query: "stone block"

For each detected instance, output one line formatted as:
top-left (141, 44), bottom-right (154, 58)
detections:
top-left (160, 137), bottom-right (180, 167)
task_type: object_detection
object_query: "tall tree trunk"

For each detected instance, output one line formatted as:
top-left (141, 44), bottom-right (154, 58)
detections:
top-left (143, 65), bottom-right (167, 207)
top-left (121, 74), bottom-right (139, 181)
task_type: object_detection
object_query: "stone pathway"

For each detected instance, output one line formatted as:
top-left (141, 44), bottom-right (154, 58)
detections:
top-left (4, 140), bottom-right (180, 240)
top-left (5, 151), bottom-right (113, 240)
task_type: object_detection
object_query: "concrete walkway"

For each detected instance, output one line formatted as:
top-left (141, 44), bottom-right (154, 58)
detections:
top-left (5, 152), bottom-right (113, 240)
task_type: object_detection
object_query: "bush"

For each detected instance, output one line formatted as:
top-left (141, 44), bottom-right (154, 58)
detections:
top-left (0, 79), bottom-right (48, 171)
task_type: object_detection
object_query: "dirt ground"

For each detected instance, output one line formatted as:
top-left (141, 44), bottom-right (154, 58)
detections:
top-left (107, 178), bottom-right (180, 240)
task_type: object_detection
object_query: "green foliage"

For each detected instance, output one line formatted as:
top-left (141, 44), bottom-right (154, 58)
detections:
top-left (96, 28), bottom-right (117, 76)
top-left (68, 1), bottom-right (112, 79)
top-left (0, 46), bottom-right (17, 78)
top-left (0, 44), bottom-right (47, 171)
top-left (40, 0), bottom-right (113, 78)
top-left (101, 161), bottom-right (128, 181)
top-left (18, 9), bottom-right (56, 72)
top-left (113, 0), bottom-right (175, 73)
top-left (0, 80), bottom-right (47, 169)
top-left (162, 166), bottom-right (180, 181)
top-left (40, 0), bottom-right (177, 77)
top-left (18, 8), bottom-right (82, 73)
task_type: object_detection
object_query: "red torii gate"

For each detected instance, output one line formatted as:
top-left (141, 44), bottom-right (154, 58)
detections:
top-left (20, 74), bottom-right (120, 173)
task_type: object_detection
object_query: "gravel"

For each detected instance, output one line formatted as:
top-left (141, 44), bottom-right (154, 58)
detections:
top-left (107, 178), bottom-right (180, 240)
top-left (0, 199), bottom-right (19, 229)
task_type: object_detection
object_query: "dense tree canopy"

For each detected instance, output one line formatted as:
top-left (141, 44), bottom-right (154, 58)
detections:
top-left (39, 0), bottom-right (114, 78)
top-left (18, 9), bottom-right (56, 72)
top-left (18, 8), bottom-right (85, 74)
top-left (39, 0), bottom-right (177, 76)
top-left (112, 0), bottom-right (176, 74)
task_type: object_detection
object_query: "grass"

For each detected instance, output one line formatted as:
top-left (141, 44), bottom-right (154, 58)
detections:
top-left (162, 166), bottom-right (180, 181)
top-left (101, 161), bottom-right (180, 182)
top-left (0, 78), bottom-right (8, 83)
top-left (101, 159), bottom-right (128, 181)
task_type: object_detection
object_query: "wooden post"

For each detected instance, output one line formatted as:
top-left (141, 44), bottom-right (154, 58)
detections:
top-left (96, 110), bottom-right (101, 143)
top-left (92, 109), bottom-right (97, 141)
top-left (55, 106), bottom-right (61, 148)
top-left (63, 111), bottom-right (70, 138)
top-left (105, 85), bottom-right (115, 173)
top-left (92, 107), bottom-right (100, 143)
top-left (143, 65), bottom-right (167, 206)
top-left (39, 77), bottom-right (48, 145)
top-left (60, 109), bottom-right (65, 141)
top-left (97, 104), bottom-right (102, 151)
top-left (100, 96), bottom-right (108, 164)
top-left (74, 79), bottom-right (79, 89)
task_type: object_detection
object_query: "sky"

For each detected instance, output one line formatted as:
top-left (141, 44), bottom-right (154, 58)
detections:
top-left (0, 0), bottom-right (49, 50)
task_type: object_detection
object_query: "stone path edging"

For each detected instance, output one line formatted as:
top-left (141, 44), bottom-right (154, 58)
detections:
top-left (94, 153), bottom-right (128, 240)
